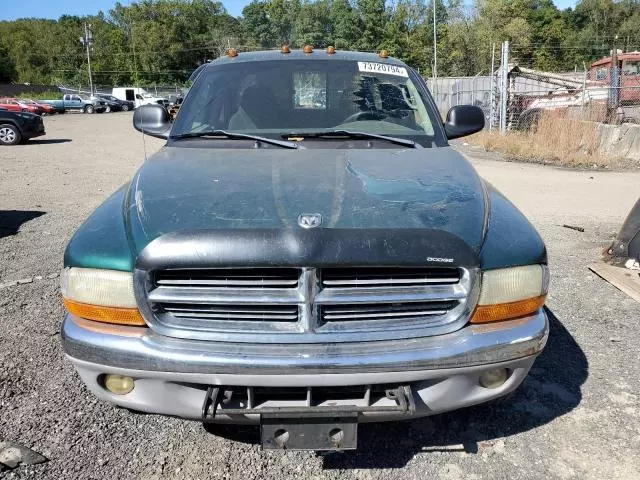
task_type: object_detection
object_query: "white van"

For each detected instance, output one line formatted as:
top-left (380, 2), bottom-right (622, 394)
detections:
top-left (112, 87), bottom-right (168, 109)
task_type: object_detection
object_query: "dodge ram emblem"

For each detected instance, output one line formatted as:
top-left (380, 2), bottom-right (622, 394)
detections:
top-left (298, 213), bottom-right (322, 229)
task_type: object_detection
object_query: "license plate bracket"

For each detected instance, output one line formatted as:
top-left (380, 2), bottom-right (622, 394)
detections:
top-left (260, 413), bottom-right (357, 451)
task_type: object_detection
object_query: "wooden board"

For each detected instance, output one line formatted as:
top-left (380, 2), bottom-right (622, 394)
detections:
top-left (589, 262), bottom-right (640, 303)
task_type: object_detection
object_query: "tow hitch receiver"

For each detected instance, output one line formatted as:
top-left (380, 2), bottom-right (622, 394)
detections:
top-left (201, 385), bottom-right (415, 450)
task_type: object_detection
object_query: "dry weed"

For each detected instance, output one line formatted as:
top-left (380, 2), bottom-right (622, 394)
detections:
top-left (468, 111), bottom-right (619, 168)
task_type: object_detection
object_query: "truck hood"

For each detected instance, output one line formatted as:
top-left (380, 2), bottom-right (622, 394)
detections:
top-left (125, 146), bottom-right (487, 262)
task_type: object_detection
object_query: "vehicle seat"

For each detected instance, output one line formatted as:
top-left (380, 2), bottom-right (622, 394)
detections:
top-left (229, 85), bottom-right (279, 130)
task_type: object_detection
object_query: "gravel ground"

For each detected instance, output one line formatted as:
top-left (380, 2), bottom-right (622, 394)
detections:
top-left (1, 113), bottom-right (639, 479)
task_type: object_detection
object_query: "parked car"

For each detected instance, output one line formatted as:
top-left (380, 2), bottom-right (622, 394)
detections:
top-left (40, 94), bottom-right (106, 114)
top-left (19, 98), bottom-right (57, 115)
top-left (95, 94), bottom-right (134, 112)
top-left (0, 107), bottom-right (45, 145)
top-left (0, 97), bottom-right (45, 115)
top-left (61, 49), bottom-right (549, 451)
top-left (111, 87), bottom-right (168, 109)
top-left (168, 96), bottom-right (183, 120)
top-left (92, 95), bottom-right (122, 113)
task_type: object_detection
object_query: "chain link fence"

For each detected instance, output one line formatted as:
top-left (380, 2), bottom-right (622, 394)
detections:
top-left (428, 42), bottom-right (640, 133)
top-left (58, 84), bottom-right (186, 100)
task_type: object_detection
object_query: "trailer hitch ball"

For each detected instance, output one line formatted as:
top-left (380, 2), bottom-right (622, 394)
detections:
top-left (328, 428), bottom-right (344, 448)
top-left (273, 429), bottom-right (290, 448)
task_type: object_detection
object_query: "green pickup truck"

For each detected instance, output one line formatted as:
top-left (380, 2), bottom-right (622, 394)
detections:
top-left (40, 94), bottom-right (106, 114)
top-left (60, 48), bottom-right (549, 451)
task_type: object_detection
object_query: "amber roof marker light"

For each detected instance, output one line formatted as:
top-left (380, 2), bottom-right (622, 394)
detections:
top-left (281, 44), bottom-right (291, 54)
top-left (379, 50), bottom-right (390, 59)
top-left (326, 46), bottom-right (336, 55)
top-left (227, 48), bottom-right (238, 58)
top-left (303, 45), bottom-right (313, 54)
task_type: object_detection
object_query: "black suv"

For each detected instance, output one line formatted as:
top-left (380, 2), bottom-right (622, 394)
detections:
top-left (95, 94), bottom-right (135, 112)
top-left (0, 107), bottom-right (45, 145)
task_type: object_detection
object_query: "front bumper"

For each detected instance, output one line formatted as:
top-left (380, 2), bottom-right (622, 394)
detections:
top-left (62, 310), bottom-right (549, 422)
top-left (22, 121), bottom-right (45, 139)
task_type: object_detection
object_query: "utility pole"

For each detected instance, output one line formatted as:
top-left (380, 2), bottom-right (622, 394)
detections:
top-left (489, 42), bottom-right (496, 132)
top-left (80, 23), bottom-right (94, 95)
top-left (432, 0), bottom-right (438, 96)
top-left (609, 35), bottom-right (619, 118)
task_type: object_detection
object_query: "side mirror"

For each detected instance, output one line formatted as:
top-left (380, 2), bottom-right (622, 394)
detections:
top-left (133, 104), bottom-right (171, 139)
top-left (444, 105), bottom-right (485, 140)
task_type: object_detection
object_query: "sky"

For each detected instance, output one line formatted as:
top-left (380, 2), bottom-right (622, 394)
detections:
top-left (0, 0), bottom-right (579, 22)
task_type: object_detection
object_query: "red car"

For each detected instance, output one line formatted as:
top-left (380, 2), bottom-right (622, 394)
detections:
top-left (21, 98), bottom-right (55, 115)
top-left (0, 97), bottom-right (45, 115)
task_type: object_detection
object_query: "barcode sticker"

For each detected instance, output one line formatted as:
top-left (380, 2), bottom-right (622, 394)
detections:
top-left (357, 62), bottom-right (408, 77)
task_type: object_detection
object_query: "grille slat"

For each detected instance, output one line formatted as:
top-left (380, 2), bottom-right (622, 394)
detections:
top-left (323, 277), bottom-right (458, 286)
top-left (157, 278), bottom-right (299, 287)
top-left (148, 286), bottom-right (303, 305)
top-left (163, 304), bottom-right (298, 322)
top-left (321, 301), bottom-right (456, 322)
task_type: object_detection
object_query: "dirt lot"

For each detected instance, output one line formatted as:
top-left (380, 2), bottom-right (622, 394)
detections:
top-left (1, 113), bottom-right (639, 479)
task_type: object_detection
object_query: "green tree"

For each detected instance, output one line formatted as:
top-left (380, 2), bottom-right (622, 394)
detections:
top-left (357, 0), bottom-right (387, 51)
top-left (329, 0), bottom-right (362, 49)
top-left (0, 41), bottom-right (16, 82)
top-left (292, 0), bottom-right (331, 47)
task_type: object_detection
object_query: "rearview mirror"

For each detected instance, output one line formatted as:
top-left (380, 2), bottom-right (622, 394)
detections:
top-left (133, 104), bottom-right (171, 139)
top-left (444, 105), bottom-right (485, 140)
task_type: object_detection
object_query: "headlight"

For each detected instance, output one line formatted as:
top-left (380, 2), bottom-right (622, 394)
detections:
top-left (61, 267), bottom-right (145, 326)
top-left (471, 265), bottom-right (549, 323)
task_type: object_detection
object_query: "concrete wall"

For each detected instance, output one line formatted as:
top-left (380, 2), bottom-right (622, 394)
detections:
top-left (596, 123), bottom-right (640, 160)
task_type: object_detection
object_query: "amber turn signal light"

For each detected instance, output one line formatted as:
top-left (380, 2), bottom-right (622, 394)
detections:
top-left (303, 45), bottom-right (313, 54)
top-left (326, 46), bottom-right (336, 54)
top-left (470, 295), bottom-right (546, 324)
top-left (63, 299), bottom-right (146, 326)
top-left (227, 48), bottom-right (238, 58)
top-left (379, 50), bottom-right (389, 59)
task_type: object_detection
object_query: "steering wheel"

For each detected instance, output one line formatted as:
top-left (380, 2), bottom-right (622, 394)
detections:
top-left (342, 110), bottom-right (387, 123)
top-left (386, 108), bottom-right (414, 118)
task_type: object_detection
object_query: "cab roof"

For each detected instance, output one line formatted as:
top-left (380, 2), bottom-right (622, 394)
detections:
top-left (209, 49), bottom-right (407, 67)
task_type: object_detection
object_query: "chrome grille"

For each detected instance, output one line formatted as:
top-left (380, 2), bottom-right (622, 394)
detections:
top-left (137, 266), bottom-right (478, 343)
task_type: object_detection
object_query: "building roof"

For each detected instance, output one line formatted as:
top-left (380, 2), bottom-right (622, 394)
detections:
top-left (591, 51), bottom-right (640, 67)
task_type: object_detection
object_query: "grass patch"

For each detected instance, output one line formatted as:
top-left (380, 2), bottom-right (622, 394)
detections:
top-left (468, 110), bottom-right (621, 168)
top-left (15, 91), bottom-right (63, 100)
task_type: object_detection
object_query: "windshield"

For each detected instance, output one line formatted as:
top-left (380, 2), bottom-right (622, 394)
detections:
top-left (172, 59), bottom-right (441, 145)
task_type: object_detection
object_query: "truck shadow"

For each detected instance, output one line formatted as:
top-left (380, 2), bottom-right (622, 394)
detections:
top-left (322, 308), bottom-right (587, 469)
top-left (205, 309), bottom-right (587, 469)
top-left (0, 210), bottom-right (45, 238)
top-left (27, 139), bottom-right (72, 145)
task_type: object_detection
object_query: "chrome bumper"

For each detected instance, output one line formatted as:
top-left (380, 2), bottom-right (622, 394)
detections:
top-left (62, 309), bottom-right (548, 378)
top-left (62, 311), bottom-right (548, 422)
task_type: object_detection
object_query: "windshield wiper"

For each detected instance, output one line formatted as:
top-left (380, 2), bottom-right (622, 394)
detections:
top-left (172, 130), bottom-right (299, 149)
top-left (283, 130), bottom-right (420, 148)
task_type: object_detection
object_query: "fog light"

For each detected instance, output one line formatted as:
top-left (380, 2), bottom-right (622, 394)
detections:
top-left (479, 369), bottom-right (509, 389)
top-left (103, 374), bottom-right (134, 395)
